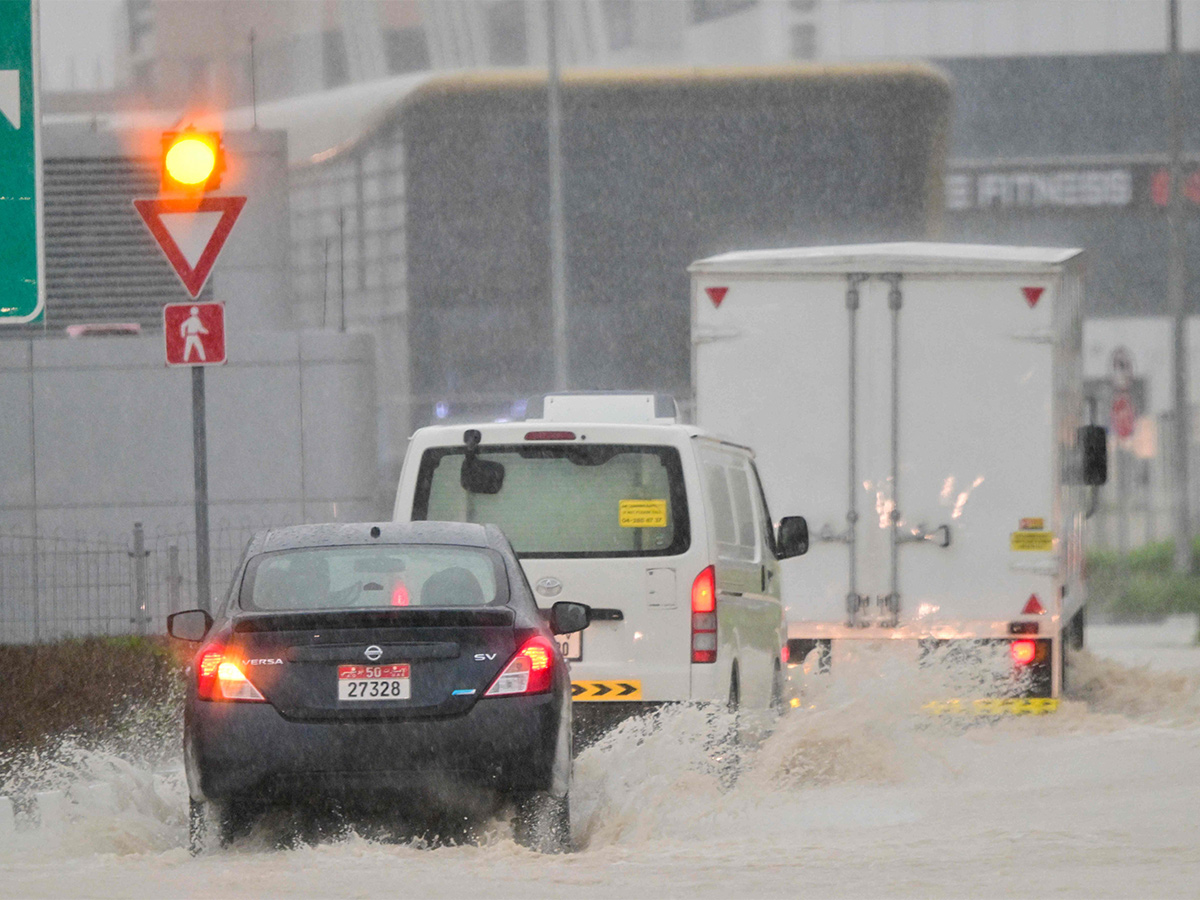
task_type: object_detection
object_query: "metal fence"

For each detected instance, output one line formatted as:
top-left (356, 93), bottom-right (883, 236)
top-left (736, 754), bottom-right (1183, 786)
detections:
top-left (0, 523), bottom-right (272, 644)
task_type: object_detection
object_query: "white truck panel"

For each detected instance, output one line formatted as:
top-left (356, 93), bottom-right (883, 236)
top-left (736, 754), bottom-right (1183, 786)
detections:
top-left (693, 276), bottom-right (849, 625)
top-left (691, 244), bottom-right (1088, 703)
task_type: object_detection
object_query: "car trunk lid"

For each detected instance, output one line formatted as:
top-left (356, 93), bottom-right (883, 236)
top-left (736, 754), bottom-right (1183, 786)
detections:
top-left (226, 608), bottom-right (516, 720)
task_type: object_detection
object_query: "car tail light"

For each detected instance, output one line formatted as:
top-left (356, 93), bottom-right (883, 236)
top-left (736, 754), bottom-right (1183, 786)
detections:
top-left (391, 582), bottom-right (410, 606)
top-left (524, 431), bottom-right (576, 441)
top-left (692, 565), bottom-right (717, 663)
top-left (485, 636), bottom-right (555, 696)
top-left (1010, 639), bottom-right (1037, 666)
top-left (196, 642), bottom-right (265, 702)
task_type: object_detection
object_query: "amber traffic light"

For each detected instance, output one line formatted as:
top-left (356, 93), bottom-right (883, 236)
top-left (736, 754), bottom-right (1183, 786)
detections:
top-left (162, 130), bottom-right (223, 192)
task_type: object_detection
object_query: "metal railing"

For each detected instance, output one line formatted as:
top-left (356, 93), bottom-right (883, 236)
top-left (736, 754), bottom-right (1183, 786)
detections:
top-left (0, 522), bottom-right (274, 644)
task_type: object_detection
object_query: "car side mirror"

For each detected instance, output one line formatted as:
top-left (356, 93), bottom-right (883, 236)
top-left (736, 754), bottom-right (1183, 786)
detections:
top-left (549, 601), bottom-right (590, 635)
top-left (1079, 425), bottom-right (1107, 486)
top-left (167, 609), bottom-right (212, 642)
top-left (777, 516), bottom-right (809, 559)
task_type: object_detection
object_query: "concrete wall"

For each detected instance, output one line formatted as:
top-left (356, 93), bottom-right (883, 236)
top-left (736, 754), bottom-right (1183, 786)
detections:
top-left (0, 329), bottom-right (381, 540)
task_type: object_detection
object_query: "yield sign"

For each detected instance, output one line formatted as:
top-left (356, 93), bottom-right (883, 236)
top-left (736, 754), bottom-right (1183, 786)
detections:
top-left (133, 196), bottom-right (246, 298)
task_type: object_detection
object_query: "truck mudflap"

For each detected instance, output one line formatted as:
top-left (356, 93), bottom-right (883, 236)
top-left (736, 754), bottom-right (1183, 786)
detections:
top-left (922, 697), bottom-right (1059, 715)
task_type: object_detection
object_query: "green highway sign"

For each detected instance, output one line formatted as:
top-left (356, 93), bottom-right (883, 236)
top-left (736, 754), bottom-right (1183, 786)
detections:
top-left (0, 0), bottom-right (43, 323)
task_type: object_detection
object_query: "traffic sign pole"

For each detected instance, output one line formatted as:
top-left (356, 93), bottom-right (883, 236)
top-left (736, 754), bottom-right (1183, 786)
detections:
top-left (192, 367), bottom-right (211, 612)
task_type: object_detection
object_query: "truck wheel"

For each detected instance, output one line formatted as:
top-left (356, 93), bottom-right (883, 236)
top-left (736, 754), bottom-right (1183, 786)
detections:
top-left (1062, 607), bottom-right (1085, 695)
top-left (770, 661), bottom-right (785, 712)
top-left (513, 791), bottom-right (572, 853)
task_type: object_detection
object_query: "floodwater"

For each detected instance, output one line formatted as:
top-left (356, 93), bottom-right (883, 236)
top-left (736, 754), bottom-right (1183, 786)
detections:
top-left (1, 617), bottom-right (1198, 899)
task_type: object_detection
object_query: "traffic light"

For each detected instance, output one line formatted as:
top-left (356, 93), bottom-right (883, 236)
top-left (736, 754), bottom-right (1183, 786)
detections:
top-left (161, 129), bottom-right (224, 192)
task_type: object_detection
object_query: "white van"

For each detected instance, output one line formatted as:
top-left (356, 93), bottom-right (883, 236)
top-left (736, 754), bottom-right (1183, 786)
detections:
top-left (392, 393), bottom-right (809, 718)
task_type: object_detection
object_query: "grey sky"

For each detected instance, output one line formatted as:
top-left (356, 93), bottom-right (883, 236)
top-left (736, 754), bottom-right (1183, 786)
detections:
top-left (39, 0), bottom-right (122, 91)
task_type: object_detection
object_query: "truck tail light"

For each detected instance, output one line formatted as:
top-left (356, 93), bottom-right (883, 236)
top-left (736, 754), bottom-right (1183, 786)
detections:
top-left (1010, 639), bottom-right (1037, 666)
top-left (486, 636), bottom-right (555, 696)
top-left (196, 643), bottom-right (265, 702)
top-left (692, 565), bottom-right (717, 663)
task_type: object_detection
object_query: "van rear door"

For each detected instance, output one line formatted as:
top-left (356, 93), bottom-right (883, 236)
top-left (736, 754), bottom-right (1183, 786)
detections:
top-left (409, 440), bottom-right (694, 701)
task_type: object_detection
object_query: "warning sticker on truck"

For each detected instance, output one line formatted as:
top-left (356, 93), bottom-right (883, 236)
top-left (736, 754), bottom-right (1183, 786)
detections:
top-left (1019, 518), bottom-right (1044, 531)
top-left (1011, 531), bottom-right (1054, 551)
top-left (619, 499), bottom-right (667, 528)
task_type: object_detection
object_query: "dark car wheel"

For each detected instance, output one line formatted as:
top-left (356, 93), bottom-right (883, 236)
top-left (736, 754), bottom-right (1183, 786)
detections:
top-left (189, 797), bottom-right (253, 854)
top-left (189, 798), bottom-right (223, 854)
top-left (513, 791), bottom-right (572, 853)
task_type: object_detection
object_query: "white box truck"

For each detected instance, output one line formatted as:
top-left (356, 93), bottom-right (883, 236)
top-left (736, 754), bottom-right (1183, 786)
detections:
top-left (689, 244), bottom-right (1107, 712)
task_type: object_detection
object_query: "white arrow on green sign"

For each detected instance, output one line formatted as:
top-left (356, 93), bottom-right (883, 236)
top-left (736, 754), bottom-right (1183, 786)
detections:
top-left (0, 0), bottom-right (43, 323)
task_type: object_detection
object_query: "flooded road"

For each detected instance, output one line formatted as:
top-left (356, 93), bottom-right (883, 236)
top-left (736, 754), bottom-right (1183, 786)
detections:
top-left (2, 617), bottom-right (1198, 899)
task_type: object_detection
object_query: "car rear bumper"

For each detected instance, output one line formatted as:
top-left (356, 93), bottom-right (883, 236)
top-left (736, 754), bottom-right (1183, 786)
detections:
top-left (185, 692), bottom-right (564, 803)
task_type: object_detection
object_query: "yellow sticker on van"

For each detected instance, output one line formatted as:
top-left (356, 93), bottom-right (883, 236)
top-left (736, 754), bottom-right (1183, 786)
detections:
top-left (619, 499), bottom-right (667, 528)
top-left (1010, 531), bottom-right (1054, 551)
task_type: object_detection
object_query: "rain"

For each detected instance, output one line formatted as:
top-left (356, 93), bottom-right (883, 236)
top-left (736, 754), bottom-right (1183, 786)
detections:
top-left (2, 1), bottom-right (1200, 897)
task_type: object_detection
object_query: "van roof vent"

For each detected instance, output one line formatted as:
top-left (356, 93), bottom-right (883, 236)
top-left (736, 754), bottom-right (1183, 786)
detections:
top-left (525, 392), bottom-right (678, 424)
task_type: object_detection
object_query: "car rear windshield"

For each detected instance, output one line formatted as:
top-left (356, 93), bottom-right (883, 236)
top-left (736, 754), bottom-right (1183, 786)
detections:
top-left (239, 545), bottom-right (504, 611)
top-left (411, 444), bottom-right (689, 558)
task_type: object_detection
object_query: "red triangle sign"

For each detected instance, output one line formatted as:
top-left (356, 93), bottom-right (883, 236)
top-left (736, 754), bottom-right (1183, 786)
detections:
top-left (705, 286), bottom-right (728, 308)
top-left (134, 196), bottom-right (247, 298)
top-left (1021, 286), bottom-right (1045, 308)
top-left (1022, 594), bottom-right (1046, 615)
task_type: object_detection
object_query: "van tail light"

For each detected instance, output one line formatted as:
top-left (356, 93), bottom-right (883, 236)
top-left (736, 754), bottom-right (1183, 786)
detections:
top-left (691, 565), bottom-right (717, 663)
top-left (196, 643), bottom-right (265, 702)
top-left (485, 636), bottom-right (555, 696)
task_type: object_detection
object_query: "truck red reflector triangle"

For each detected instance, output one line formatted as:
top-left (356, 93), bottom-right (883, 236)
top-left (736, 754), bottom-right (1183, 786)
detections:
top-left (1022, 594), bottom-right (1045, 615)
top-left (705, 287), bottom-right (728, 308)
top-left (1021, 287), bottom-right (1045, 308)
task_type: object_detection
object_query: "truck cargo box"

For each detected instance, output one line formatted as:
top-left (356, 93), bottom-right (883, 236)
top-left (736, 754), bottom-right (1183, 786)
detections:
top-left (690, 244), bottom-right (1103, 708)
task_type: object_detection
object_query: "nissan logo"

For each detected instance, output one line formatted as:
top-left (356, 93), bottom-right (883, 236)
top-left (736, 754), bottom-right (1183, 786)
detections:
top-left (364, 645), bottom-right (383, 662)
top-left (535, 577), bottom-right (563, 598)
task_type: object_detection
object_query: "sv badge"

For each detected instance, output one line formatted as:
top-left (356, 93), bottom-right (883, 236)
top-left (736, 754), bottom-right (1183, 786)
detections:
top-left (474, 653), bottom-right (497, 661)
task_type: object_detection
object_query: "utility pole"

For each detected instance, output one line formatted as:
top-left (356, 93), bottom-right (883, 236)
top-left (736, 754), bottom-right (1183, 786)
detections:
top-left (1168, 0), bottom-right (1191, 573)
top-left (547, 0), bottom-right (568, 391)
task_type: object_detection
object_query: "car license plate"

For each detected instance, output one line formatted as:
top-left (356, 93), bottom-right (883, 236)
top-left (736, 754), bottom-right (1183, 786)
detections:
top-left (337, 664), bottom-right (411, 701)
top-left (556, 631), bottom-right (582, 661)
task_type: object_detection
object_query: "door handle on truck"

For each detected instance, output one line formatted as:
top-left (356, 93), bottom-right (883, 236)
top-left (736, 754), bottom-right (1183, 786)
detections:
top-left (896, 523), bottom-right (951, 548)
top-left (817, 523), bottom-right (854, 544)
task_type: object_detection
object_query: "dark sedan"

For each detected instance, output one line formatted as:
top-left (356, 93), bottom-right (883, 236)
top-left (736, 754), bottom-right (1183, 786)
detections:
top-left (167, 521), bottom-right (589, 853)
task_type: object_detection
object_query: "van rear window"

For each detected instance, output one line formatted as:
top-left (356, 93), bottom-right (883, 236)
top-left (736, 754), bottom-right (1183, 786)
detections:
top-left (412, 444), bottom-right (690, 558)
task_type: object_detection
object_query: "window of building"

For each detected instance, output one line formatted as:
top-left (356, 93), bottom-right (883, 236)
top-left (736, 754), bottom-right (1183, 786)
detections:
top-left (486, 0), bottom-right (527, 67)
top-left (603, 0), bottom-right (635, 51)
top-left (323, 30), bottom-right (349, 88)
top-left (692, 0), bottom-right (758, 25)
top-left (385, 27), bottom-right (431, 74)
top-left (790, 22), bottom-right (817, 59)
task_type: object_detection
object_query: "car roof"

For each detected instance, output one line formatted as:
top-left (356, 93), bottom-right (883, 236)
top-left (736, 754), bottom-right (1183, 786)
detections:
top-left (245, 521), bottom-right (499, 555)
